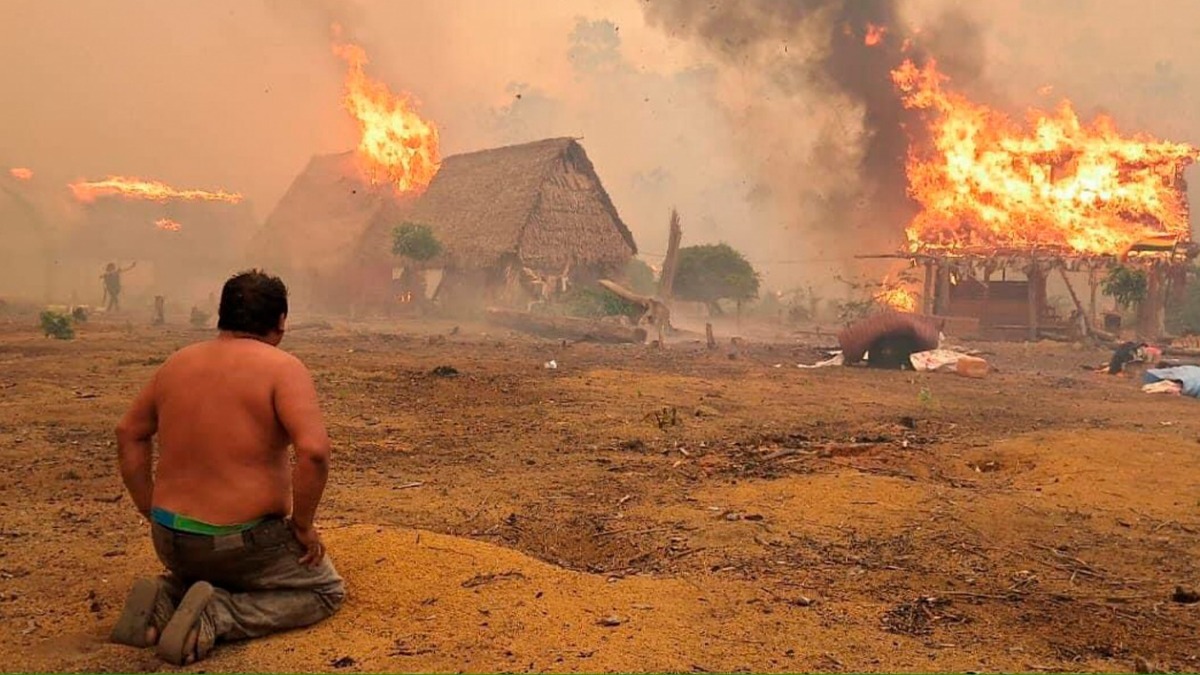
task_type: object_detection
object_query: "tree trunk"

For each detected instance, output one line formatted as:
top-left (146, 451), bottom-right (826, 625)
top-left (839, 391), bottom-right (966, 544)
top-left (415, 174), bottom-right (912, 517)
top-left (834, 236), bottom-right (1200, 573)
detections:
top-left (486, 308), bottom-right (647, 344)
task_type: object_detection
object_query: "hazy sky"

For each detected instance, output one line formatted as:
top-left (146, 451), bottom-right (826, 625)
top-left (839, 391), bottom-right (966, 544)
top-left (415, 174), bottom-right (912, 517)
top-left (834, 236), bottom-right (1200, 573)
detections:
top-left (3, 0), bottom-right (1200, 289)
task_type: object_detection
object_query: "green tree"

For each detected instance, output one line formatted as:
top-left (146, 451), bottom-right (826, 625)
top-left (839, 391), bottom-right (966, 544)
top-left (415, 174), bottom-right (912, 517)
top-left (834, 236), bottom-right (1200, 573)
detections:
top-left (674, 243), bottom-right (760, 315)
top-left (622, 258), bottom-right (657, 296)
top-left (392, 223), bottom-right (442, 262)
top-left (392, 223), bottom-right (443, 307)
top-left (1101, 266), bottom-right (1148, 311)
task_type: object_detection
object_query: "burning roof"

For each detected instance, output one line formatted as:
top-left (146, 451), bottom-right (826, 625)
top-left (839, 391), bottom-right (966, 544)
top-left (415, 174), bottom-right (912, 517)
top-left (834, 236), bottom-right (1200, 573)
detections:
top-left (893, 59), bottom-right (1199, 258)
top-left (331, 27), bottom-right (441, 195)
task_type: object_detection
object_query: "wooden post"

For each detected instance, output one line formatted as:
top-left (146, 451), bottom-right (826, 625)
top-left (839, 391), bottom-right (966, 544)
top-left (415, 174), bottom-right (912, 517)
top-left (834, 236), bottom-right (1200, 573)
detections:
top-left (706, 323), bottom-right (717, 350)
top-left (1027, 262), bottom-right (1041, 342)
top-left (922, 260), bottom-right (934, 315)
top-left (935, 262), bottom-right (951, 316)
top-left (1087, 265), bottom-right (1099, 329)
top-left (1056, 266), bottom-right (1092, 339)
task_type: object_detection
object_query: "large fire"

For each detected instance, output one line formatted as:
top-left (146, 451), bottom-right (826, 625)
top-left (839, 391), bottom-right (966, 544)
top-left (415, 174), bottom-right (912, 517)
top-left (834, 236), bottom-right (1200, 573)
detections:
top-left (9, 167), bottom-right (33, 180)
top-left (892, 59), bottom-right (1199, 256)
top-left (70, 176), bottom-right (243, 204)
top-left (332, 31), bottom-right (441, 194)
top-left (155, 218), bottom-right (182, 232)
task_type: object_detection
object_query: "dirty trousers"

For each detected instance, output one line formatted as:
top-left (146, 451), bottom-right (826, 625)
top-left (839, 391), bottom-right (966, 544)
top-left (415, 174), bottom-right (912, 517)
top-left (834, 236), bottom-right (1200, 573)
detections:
top-left (151, 519), bottom-right (345, 645)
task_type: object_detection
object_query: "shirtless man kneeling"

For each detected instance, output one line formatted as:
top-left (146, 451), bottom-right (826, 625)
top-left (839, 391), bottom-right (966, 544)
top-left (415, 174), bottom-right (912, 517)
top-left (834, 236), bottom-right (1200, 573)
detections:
top-left (110, 270), bottom-right (344, 665)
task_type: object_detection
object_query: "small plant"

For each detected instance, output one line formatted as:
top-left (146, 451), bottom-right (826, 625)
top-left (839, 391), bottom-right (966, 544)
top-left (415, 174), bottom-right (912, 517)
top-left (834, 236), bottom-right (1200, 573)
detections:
top-left (40, 311), bottom-right (75, 340)
top-left (70, 307), bottom-right (88, 323)
top-left (918, 387), bottom-right (934, 407)
top-left (559, 287), bottom-right (641, 320)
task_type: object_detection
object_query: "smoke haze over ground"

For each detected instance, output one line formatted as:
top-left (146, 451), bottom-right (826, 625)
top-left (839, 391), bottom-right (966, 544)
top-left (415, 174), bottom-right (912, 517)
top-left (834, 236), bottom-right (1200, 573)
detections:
top-left (1, 0), bottom-right (1199, 302)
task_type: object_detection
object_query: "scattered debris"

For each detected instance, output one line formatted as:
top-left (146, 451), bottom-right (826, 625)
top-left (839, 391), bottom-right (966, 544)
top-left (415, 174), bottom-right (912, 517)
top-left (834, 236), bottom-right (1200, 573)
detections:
top-left (461, 571), bottom-right (526, 588)
top-left (693, 405), bottom-right (721, 418)
top-left (393, 482), bottom-right (424, 491)
top-left (883, 596), bottom-right (964, 635)
top-left (330, 655), bottom-right (357, 669)
top-left (1134, 656), bottom-right (1157, 674)
top-left (597, 615), bottom-right (625, 627)
top-left (430, 365), bottom-right (459, 378)
top-left (798, 352), bottom-right (843, 369)
top-left (544, 360), bottom-right (558, 370)
top-left (1171, 585), bottom-right (1199, 604)
top-left (910, 349), bottom-right (990, 378)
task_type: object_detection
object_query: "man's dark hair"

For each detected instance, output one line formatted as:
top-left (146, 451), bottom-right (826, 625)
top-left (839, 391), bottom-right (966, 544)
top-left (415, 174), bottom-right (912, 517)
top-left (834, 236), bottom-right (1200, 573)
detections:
top-left (217, 270), bottom-right (288, 336)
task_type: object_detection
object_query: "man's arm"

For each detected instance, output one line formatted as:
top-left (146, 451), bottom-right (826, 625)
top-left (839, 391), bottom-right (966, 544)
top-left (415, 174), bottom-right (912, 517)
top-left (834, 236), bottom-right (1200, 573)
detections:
top-left (122, 261), bottom-right (137, 272)
top-left (116, 374), bottom-right (158, 518)
top-left (275, 357), bottom-right (331, 564)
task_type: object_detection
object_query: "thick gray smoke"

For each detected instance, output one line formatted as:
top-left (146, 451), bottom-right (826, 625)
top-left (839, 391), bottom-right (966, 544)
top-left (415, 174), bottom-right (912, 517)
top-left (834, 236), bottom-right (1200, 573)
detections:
top-left (641, 0), bottom-right (982, 262)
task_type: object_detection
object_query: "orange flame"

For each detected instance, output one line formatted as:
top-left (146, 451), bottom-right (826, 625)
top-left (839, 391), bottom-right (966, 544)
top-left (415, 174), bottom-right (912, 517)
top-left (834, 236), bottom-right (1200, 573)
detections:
top-left (875, 280), bottom-right (918, 312)
top-left (9, 167), bottom-right (33, 180)
top-left (331, 31), bottom-right (441, 194)
top-left (892, 59), bottom-right (1199, 256)
top-left (70, 176), bottom-right (243, 204)
top-left (155, 218), bottom-right (182, 232)
top-left (865, 23), bottom-right (887, 46)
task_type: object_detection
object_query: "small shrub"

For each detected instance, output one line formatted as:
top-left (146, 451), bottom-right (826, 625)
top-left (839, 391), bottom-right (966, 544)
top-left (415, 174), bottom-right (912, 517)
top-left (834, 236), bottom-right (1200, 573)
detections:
top-left (40, 311), bottom-right (75, 340)
top-left (560, 287), bottom-right (641, 320)
top-left (70, 307), bottom-right (88, 323)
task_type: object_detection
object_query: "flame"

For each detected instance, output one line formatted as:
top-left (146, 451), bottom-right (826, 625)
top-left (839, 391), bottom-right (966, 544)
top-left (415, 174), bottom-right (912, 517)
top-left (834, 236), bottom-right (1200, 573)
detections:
top-left (155, 218), bottom-right (182, 232)
top-left (9, 167), bottom-right (33, 180)
top-left (70, 176), bottom-right (243, 204)
top-left (865, 23), bottom-right (888, 47)
top-left (331, 31), bottom-right (441, 194)
top-left (875, 279), bottom-right (919, 312)
top-left (892, 59), bottom-right (1199, 256)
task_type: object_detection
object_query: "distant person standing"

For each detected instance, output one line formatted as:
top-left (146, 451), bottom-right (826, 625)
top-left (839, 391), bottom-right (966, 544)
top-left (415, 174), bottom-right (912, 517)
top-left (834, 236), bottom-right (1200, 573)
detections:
top-left (102, 261), bottom-right (137, 312)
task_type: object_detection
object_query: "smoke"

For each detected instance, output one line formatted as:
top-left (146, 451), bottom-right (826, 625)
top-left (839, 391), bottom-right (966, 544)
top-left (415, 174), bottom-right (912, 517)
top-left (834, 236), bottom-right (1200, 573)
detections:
top-left (638, 0), bottom-right (991, 279)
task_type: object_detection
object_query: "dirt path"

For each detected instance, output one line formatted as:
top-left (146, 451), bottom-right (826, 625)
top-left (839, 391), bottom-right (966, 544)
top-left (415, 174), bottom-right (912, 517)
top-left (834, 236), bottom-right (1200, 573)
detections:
top-left (0, 317), bottom-right (1198, 672)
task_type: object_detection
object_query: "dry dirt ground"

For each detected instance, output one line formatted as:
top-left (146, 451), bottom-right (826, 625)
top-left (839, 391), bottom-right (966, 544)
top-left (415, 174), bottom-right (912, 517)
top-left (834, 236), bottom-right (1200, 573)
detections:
top-left (1, 313), bottom-right (1199, 673)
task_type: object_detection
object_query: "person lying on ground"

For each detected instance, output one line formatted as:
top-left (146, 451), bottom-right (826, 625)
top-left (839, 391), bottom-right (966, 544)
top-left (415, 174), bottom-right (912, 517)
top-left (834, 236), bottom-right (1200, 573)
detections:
top-left (110, 269), bottom-right (344, 665)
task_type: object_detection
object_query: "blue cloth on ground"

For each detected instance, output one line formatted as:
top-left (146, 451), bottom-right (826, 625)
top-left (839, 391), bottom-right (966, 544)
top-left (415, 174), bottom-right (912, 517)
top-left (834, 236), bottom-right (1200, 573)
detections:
top-left (1143, 366), bottom-right (1200, 398)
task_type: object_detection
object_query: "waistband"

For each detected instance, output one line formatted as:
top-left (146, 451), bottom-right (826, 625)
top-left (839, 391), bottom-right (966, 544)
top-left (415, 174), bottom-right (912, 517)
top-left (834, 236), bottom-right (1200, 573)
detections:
top-left (151, 507), bottom-right (266, 536)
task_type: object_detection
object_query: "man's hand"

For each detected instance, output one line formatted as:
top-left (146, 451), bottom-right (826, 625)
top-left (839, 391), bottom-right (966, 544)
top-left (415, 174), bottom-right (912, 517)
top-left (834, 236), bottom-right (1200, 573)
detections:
top-left (290, 520), bottom-right (326, 566)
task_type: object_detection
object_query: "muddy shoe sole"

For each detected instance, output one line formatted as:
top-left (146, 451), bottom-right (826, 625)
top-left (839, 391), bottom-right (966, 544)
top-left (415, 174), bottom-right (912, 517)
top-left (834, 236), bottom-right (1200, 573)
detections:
top-left (110, 578), bottom-right (161, 648)
top-left (155, 581), bottom-right (214, 666)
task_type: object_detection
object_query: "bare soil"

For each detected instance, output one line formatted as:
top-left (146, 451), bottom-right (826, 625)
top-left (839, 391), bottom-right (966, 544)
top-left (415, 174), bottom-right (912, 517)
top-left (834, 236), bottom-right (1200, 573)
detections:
top-left (1, 314), bottom-right (1198, 673)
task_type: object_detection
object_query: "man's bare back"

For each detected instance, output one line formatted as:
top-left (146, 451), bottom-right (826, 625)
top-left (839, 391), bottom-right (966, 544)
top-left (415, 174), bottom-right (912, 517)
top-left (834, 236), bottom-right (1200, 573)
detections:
top-left (112, 270), bottom-right (341, 665)
top-left (149, 337), bottom-right (317, 523)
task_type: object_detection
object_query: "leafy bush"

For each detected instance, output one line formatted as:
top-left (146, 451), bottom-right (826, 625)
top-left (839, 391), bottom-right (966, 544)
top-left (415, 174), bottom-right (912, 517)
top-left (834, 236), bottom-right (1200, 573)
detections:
top-left (392, 222), bottom-right (443, 262)
top-left (559, 287), bottom-right (642, 320)
top-left (40, 311), bottom-right (74, 340)
top-left (622, 258), bottom-right (657, 296)
top-left (674, 243), bottom-right (760, 313)
top-left (1102, 266), bottom-right (1147, 310)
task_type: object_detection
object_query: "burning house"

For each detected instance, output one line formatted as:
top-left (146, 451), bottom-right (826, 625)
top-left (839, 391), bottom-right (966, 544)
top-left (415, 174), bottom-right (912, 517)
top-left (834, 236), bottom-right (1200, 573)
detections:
top-left (252, 137), bottom-right (637, 313)
top-left (873, 59), bottom-right (1199, 340)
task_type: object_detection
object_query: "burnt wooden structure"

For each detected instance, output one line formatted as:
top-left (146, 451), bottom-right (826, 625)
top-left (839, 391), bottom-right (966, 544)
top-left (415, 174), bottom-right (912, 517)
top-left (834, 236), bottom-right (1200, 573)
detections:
top-left (863, 240), bottom-right (1199, 341)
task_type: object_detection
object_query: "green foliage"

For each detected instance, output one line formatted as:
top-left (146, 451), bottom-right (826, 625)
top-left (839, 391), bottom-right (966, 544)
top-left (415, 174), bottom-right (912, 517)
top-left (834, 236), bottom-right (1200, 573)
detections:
top-left (559, 287), bottom-right (641, 320)
top-left (392, 222), bottom-right (443, 262)
top-left (623, 258), bottom-right (657, 296)
top-left (40, 311), bottom-right (74, 340)
top-left (1101, 266), bottom-right (1148, 310)
top-left (674, 243), bottom-right (760, 308)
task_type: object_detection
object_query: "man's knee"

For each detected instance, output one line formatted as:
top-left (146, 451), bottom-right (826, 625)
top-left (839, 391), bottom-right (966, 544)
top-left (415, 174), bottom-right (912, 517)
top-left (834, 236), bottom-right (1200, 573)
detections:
top-left (317, 580), bottom-right (345, 616)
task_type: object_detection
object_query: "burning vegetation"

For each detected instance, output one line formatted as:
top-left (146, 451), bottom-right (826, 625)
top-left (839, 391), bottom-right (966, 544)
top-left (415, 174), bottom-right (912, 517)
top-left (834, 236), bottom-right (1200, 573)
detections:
top-left (892, 59), bottom-right (1199, 257)
top-left (69, 176), bottom-right (243, 204)
top-left (8, 167), bottom-right (32, 180)
top-left (331, 27), bottom-right (441, 195)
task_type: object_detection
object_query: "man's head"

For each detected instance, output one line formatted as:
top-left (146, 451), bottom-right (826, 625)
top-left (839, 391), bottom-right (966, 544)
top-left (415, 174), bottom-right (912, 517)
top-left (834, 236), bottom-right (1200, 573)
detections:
top-left (106, 263), bottom-right (116, 272)
top-left (217, 270), bottom-right (289, 344)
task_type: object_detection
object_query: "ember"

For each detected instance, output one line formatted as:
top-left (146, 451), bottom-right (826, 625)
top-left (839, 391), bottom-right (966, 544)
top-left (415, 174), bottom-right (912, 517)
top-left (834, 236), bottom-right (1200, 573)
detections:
top-left (155, 218), bottom-right (182, 232)
top-left (331, 27), bottom-right (441, 194)
top-left (892, 59), bottom-right (1199, 256)
top-left (8, 167), bottom-right (32, 180)
top-left (864, 23), bottom-right (887, 46)
top-left (70, 176), bottom-right (243, 204)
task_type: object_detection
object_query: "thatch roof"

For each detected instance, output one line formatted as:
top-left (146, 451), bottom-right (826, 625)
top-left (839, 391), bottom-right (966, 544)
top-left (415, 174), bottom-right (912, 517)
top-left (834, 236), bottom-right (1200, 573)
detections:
top-left (249, 152), bottom-right (404, 277)
top-left (357, 137), bottom-right (636, 271)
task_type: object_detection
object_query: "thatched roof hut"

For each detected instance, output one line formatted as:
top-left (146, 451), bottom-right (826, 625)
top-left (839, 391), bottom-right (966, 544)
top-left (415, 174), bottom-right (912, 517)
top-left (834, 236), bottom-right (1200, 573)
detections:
top-left (251, 137), bottom-right (636, 311)
top-left (356, 137), bottom-right (636, 273)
